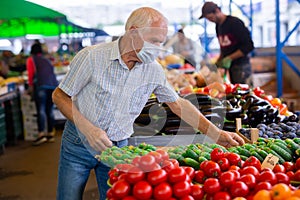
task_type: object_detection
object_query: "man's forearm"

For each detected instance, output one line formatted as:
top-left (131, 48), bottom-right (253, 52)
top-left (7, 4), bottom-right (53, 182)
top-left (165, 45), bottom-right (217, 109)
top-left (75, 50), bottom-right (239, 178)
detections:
top-left (52, 87), bottom-right (74, 123)
top-left (166, 98), bottom-right (220, 135)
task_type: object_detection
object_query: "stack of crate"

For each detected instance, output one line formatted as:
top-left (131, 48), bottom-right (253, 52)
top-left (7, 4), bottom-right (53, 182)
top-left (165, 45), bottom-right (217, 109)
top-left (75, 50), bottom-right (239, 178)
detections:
top-left (21, 94), bottom-right (38, 141)
top-left (0, 104), bottom-right (6, 153)
top-left (4, 94), bottom-right (23, 144)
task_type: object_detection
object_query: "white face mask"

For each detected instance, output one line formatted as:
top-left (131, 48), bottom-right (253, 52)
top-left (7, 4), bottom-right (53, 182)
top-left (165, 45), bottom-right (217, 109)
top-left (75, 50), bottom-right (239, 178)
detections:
top-left (133, 40), bottom-right (161, 64)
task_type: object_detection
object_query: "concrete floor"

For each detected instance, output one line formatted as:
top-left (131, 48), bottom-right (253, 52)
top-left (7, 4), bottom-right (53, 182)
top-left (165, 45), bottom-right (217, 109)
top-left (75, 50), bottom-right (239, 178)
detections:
top-left (0, 129), bottom-right (99, 200)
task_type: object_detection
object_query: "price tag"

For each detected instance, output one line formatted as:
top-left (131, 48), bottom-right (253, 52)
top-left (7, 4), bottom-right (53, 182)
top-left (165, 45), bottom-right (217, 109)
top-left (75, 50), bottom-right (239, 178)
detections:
top-left (261, 154), bottom-right (280, 170)
top-left (250, 128), bottom-right (259, 143)
top-left (236, 118), bottom-right (242, 132)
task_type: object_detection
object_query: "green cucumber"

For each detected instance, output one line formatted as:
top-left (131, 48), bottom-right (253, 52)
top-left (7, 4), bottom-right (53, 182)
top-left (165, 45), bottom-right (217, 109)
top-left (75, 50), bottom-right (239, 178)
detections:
top-left (183, 157), bottom-right (200, 169)
top-left (257, 149), bottom-right (269, 159)
top-left (240, 155), bottom-right (249, 161)
top-left (285, 139), bottom-right (300, 152)
top-left (237, 146), bottom-right (251, 157)
top-left (250, 150), bottom-right (264, 162)
top-left (200, 152), bottom-right (211, 160)
top-left (293, 138), bottom-right (300, 144)
top-left (274, 142), bottom-right (293, 155)
top-left (185, 149), bottom-right (199, 161)
top-left (263, 147), bottom-right (285, 164)
top-left (198, 156), bottom-right (208, 164)
top-left (270, 144), bottom-right (292, 162)
top-left (243, 143), bottom-right (256, 151)
top-left (209, 143), bottom-right (228, 152)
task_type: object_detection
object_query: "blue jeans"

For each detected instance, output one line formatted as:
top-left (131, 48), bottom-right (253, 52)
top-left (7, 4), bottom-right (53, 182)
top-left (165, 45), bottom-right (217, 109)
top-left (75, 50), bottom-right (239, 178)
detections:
top-left (34, 88), bottom-right (55, 133)
top-left (56, 121), bottom-right (128, 200)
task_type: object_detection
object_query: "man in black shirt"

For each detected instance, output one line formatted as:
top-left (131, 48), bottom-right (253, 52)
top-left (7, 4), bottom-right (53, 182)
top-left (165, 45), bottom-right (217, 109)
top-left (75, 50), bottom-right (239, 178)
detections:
top-left (199, 1), bottom-right (254, 84)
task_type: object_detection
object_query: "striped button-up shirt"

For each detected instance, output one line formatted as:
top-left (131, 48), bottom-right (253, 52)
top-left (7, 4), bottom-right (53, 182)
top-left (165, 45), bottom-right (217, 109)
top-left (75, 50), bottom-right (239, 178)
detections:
top-left (59, 39), bottom-right (179, 141)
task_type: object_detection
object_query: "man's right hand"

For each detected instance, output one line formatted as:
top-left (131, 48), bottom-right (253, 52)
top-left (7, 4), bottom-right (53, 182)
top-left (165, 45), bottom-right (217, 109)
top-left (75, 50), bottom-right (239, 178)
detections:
top-left (85, 126), bottom-right (113, 152)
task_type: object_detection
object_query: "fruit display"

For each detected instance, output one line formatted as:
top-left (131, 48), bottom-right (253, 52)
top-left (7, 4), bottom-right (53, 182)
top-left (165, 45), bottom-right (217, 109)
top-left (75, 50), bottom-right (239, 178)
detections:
top-left (104, 146), bottom-right (300, 200)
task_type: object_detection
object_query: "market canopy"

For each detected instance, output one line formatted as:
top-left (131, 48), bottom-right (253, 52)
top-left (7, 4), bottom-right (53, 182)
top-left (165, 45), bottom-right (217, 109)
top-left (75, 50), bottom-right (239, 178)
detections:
top-left (0, 0), bottom-right (108, 38)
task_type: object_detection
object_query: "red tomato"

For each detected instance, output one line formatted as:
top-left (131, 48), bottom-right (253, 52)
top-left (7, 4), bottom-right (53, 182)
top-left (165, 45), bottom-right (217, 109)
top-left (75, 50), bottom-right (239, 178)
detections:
top-left (182, 166), bottom-right (195, 180)
top-left (203, 178), bottom-right (221, 194)
top-left (169, 158), bottom-right (180, 168)
top-left (275, 172), bottom-right (290, 184)
top-left (283, 161), bottom-right (295, 172)
top-left (240, 166), bottom-right (260, 179)
top-left (161, 160), bottom-right (175, 173)
top-left (148, 151), bottom-right (163, 164)
top-left (172, 181), bottom-right (191, 198)
top-left (109, 168), bottom-right (120, 185)
top-left (229, 165), bottom-right (240, 172)
top-left (133, 181), bottom-right (153, 200)
top-left (200, 160), bottom-right (209, 171)
top-left (239, 174), bottom-right (256, 189)
top-left (229, 169), bottom-right (241, 180)
top-left (123, 197), bottom-right (137, 200)
top-left (153, 182), bottom-right (172, 200)
top-left (225, 152), bottom-right (242, 167)
top-left (219, 171), bottom-right (237, 188)
top-left (168, 167), bottom-right (187, 183)
top-left (273, 164), bottom-right (286, 173)
top-left (180, 195), bottom-right (194, 200)
top-left (106, 188), bottom-right (114, 199)
top-left (296, 158), bottom-right (300, 170)
top-left (217, 158), bottom-right (230, 171)
top-left (254, 181), bottom-right (272, 193)
top-left (194, 170), bottom-right (206, 184)
top-left (131, 156), bottom-right (141, 167)
top-left (111, 180), bottom-right (131, 199)
top-left (230, 181), bottom-right (249, 197)
top-left (126, 166), bottom-right (145, 184)
top-left (115, 163), bottom-right (134, 174)
top-left (242, 156), bottom-right (262, 171)
top-left (155, 149), bottom-right (169, 161)
top-left (190, 184), bottom-right (204, 199)
top-left (117, 173), bottom-right (127, 181)
top-left (147, 169), bottom-right (167, 186)
top-left (203, 161), bottom-right (221, 178)
top-left (286, 171), bottom-right (295, 180)
top-left (258, 171), bottom-right (277, 185)
top-left (138, 154), bottom-right (156, 172)
top-left (294, 169), bottom-right (300, 181)
top-left (213, 191), bottom-right (231, 200)
top-left (210, 148), bottom-right (225, 162)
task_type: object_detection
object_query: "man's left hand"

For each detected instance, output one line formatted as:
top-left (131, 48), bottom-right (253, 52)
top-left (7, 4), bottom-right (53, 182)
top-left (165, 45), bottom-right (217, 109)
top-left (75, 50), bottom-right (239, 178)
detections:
top-left (216, 130), bottom-right (245, 148)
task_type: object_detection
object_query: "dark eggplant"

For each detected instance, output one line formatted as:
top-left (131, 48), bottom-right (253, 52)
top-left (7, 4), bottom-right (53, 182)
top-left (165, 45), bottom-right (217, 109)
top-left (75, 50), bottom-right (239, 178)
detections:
top-left (140, 102), bottom-right (161, 114)
top-left (229, 97), bottom-right (239, 107)
top-left (134, 114), bottom-right (151, 125)
top-left (204, 113), bottom-right (224, 124)
top-left (163, 126), bottom-right (196, 135)
top-left (242, 97), bottom-right (253, 111)
top-left (249, 105), bottom-right (268, 113)
top-left (288, 114), bottom-right (299, 122)
top-left (239, 113), bottom-right (249, 124)
top-left (233, 90), bottom-right (250, 96)
top-left (223, 121), bottom-right (236, 132)
top-left (222, 100), bottom-right (233, 109)
top-left (225, 107), bottom-right (243, 121)
top-left (183, 93), bottom-right (211, 102)
top-left (202, 106), bottom-right (227, 116)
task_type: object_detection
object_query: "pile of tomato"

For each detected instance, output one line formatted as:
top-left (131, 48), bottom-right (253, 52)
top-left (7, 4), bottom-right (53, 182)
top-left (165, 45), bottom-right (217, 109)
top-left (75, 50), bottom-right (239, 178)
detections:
top-left (191, 148), bottom-right (300, 199)
top-left (106, 148), bottom-right (300, 200)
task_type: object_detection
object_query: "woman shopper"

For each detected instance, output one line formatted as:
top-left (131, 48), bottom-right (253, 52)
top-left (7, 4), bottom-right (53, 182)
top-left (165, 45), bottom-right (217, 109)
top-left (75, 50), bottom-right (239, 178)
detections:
top-left (26, 42), bottom-right (58, 145)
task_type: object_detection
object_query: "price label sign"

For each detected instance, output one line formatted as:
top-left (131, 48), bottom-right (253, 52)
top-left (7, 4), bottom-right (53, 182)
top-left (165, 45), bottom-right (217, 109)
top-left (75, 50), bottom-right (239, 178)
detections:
top-left (261, 154), bottom-right (279, 170)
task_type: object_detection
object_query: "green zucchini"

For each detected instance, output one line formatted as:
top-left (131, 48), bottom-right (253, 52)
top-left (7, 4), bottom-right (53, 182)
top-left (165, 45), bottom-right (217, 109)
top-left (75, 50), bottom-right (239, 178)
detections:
top-left (185, 149), bottom-right (199, 160)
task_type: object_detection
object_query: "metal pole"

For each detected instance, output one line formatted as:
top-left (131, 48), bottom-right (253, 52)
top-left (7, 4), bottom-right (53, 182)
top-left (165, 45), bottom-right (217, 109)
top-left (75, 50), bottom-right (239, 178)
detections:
top-left (275, 0), bottom-right (283, 97)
